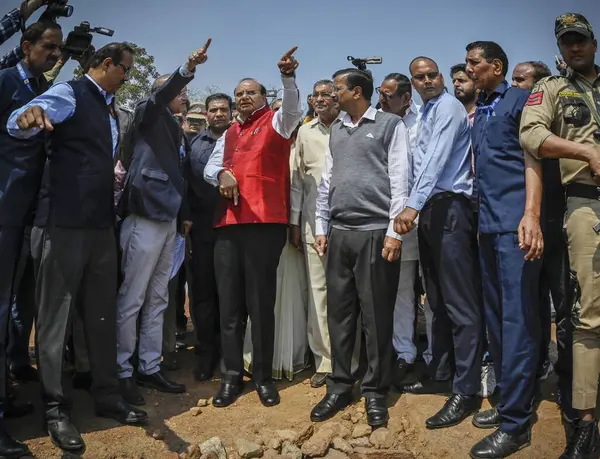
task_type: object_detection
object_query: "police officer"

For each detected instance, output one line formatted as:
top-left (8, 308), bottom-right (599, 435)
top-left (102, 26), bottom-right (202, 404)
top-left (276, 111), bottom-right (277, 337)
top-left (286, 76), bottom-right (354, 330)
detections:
top-left (520, 13), bottom-right (600, 459)
top-left (466, 41), bottom-right (544, 459)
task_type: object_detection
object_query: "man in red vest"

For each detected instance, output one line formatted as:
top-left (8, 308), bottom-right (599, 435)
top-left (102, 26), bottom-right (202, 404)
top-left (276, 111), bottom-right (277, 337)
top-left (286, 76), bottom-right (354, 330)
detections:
top-left (204, 47), bottom-right (301, 408)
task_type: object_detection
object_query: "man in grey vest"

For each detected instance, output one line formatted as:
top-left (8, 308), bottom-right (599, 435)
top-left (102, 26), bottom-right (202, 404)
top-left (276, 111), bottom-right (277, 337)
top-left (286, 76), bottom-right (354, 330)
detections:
top-left (310, 68), bottom-right (411, 427)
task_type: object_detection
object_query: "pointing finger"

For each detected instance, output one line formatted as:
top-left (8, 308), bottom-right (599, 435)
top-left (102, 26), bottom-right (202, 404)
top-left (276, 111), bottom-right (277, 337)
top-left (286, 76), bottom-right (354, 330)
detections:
top-left (282, 46), bottom-right (298, 58)
top-left (201, 38), bottom-right (212, 52)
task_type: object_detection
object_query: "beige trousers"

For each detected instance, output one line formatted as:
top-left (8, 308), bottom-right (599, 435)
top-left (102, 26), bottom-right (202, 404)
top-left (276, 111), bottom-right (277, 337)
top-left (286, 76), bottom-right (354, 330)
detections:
top-left (565, 197), bottom-right (600, 410)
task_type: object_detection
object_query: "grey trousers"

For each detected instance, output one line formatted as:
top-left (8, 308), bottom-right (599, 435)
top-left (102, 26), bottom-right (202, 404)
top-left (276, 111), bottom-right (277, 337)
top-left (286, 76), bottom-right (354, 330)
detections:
top-left (116, 215), bottom-right (176, 378)
top-left (33, 226), bottom-right (120, 421)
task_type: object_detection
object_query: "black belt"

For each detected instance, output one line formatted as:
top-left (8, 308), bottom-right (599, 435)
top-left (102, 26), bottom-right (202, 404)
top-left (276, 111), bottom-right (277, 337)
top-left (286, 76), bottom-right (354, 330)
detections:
top-left (423, 191), bottom-right (468, 210)
top-left (565, 183), bottom-right (600, 200)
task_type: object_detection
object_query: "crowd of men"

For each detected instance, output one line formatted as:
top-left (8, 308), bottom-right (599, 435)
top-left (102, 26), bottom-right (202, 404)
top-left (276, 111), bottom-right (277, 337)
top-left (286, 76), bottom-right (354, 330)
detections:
top-left (0, 1), bottom-right (598, 459)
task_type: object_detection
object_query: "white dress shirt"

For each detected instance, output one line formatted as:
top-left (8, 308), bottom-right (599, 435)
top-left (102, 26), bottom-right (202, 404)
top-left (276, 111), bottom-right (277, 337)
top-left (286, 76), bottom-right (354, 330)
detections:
top-left (314, 106), bottom-right (412, 241)
top-left (203, 75), bottom-right (301, 186)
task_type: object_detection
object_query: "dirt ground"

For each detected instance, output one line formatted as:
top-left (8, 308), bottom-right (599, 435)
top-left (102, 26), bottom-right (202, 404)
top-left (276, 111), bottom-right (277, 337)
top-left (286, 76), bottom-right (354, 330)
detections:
top-left (10, 336), bottom-right (567, 459)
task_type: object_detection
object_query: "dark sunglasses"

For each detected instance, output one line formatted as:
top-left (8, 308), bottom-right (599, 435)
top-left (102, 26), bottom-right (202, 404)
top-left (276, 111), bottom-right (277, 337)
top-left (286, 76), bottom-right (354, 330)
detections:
top-left (412, 71), bottom-right (440, 82)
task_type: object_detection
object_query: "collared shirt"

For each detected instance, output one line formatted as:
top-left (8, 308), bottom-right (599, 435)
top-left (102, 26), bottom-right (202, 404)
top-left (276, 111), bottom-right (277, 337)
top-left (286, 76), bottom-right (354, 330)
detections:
top-left (0, 9), bottom-right (23, 70)
top-left (407, 91), bottom-right (472, 212)
top-left (520, 66), bottom-right (600, 187)
top-left (203, 75), bottom-right (301, 186)
top-left (7, 75), bottom-right (118, 156)
top-left (290, 116), bottom-right (331, 243)
top-left (314, 106), bottom-right (411, 241)
top-left (473, 80), bottom-right (530, 234)
top-left (402, 100), bottom-right (421, 154)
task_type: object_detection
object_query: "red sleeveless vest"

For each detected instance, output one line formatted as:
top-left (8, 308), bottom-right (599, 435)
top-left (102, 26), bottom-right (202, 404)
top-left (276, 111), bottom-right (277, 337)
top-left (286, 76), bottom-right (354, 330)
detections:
top-left (214, 106), bottom-right (292, 227)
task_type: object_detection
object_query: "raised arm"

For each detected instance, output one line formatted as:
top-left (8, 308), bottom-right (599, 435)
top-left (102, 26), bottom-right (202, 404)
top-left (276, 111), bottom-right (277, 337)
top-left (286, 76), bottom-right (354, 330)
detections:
top-left (273, 46), bottom-right (302, 139)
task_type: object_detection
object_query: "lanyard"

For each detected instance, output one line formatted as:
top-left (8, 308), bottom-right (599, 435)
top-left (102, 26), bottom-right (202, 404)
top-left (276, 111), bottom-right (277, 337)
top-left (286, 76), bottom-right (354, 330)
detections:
top-left (477, 81), bottom-right (510, 120)
top-left (16, 62), bottom-right (36, 96)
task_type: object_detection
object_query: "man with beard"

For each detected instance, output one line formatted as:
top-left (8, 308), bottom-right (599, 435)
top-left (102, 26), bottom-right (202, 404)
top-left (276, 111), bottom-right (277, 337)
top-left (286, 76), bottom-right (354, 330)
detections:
top-left (466, 41), bottom-right (543, 459)
top-left (377, 73), bottom-right (433, 383)
top-left (520, 13), bottom-right (600, 459)
top-left (8, 43), bottom-right (148, 452)
top-left (290, 79), bottom-right (339, 388)
top-left (188, 92), bottom-right (232, 381)
top-left (451, 64), bottom-right (479, 120)
top-left (395, 57), bottom-right (482, 432)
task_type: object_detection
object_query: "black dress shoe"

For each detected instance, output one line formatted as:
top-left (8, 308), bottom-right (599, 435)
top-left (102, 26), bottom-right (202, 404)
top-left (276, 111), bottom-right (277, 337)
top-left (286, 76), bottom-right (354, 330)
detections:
top-left (119, 377), bottom-right (145, 406)
top-left (137, 371), bottom-right (186, 394)
top-left (394, 358), bottom-right (414, 383)
top-left (96, 399), bottom-right (148, 425)
top-left (73, 371), bottom-right (93, 391)
top-left (365, 398), bottom-right (389, 427)
top-left (46, 420), bottom-right (85, 451)
top-left (9, 365), bottom-right (38, 382)
top-left (255, 381), bottom-right (280, 407)
top-left (472, 407), bottom-right (501, 429)
top-left (398, 377), bottom-right (452, 395)
top-left (0, 430), bottom-right (30, 458)
top-left (560, 419), bottom-right (599, 459)
top-left (310, 393), bottom-right (352, 422)
top-left (469, 428), bottom-right (531, 458)
top-left (5, 400), bottom-right (34, 419)
top-left (426, 394), bottom-right (478, 429)
top-left (213, 382), bottom-right (244, 408)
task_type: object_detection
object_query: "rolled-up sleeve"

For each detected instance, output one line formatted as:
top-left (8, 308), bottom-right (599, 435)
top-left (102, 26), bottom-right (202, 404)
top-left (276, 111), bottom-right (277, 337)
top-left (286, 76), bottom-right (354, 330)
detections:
top-left (519, 79), bottom-right (556, 158)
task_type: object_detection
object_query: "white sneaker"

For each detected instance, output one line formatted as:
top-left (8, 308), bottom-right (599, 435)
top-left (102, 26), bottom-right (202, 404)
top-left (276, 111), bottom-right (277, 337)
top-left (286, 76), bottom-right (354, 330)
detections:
top-left (478, 363), bottom-right (497, 398)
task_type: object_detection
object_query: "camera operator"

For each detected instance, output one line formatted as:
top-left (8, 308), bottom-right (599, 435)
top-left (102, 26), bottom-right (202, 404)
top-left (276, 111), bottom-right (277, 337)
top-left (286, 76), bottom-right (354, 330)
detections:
top-left (0, 19), bottom-right (62, 458)
top-left (7, 42), bottom-right (148, 453)
top-left (0, 1), bottom-right (48, 69)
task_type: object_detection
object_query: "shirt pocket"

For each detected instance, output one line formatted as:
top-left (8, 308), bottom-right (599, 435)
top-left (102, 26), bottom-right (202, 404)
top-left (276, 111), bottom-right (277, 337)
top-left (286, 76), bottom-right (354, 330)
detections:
top-left (560, 96), bottom-right (592, 128)
top-left (485, 116), bottom-right (514, 150)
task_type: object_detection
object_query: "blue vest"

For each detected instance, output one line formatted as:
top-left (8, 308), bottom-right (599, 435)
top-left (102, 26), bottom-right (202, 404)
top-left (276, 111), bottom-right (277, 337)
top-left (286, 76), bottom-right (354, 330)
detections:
top-left (47, 77), bottom-right (115, 228)
top-left (0, 64), bottom-right (48, 226)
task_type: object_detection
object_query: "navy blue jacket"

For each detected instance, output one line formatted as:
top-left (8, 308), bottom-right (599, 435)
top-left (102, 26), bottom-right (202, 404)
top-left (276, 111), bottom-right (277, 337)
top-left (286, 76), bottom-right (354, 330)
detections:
top-left (119, 68), bottom-right (194, 223)
top-left (472, 82), bottom-right (530, 234)
top-left (187, 129), bottom-right (220, 238)
top-left (0, 62), bottom-right (48, 226)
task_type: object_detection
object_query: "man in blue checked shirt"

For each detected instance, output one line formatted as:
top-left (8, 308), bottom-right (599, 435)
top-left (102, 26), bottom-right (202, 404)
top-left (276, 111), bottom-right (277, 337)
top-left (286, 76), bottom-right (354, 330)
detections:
top-left (0, 1), bottom-right (47, 69)
top-left (7, 42), bottom-right (148, 453)
top-left (395, 56), bottom-right (483, 433)
top-left (466, 41), bottom-right (543, 459)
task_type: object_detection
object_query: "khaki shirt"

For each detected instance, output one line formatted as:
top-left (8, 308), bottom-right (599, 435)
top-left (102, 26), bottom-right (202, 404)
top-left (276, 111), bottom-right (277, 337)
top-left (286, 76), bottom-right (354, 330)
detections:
top-left (520, 67), bottom-right (600, 186)
top-left (290, 117), bottom-right (330, 243)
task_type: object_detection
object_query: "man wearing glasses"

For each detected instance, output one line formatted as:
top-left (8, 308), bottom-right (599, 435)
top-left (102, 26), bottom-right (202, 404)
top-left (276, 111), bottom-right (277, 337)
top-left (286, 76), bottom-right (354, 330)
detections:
top-left (289, 79), bottom-right (340, 388)
top-left (395, 57), bottom-right (483, 431)
top-left (7, 42), bottom-right (147, 452)
top-left (114, 41), bottom-right (213, 406)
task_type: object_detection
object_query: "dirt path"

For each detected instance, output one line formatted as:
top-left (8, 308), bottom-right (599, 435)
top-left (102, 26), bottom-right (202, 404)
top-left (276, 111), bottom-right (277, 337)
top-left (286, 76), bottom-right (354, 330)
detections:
top-left (10, 345), bottom-right (566, 459)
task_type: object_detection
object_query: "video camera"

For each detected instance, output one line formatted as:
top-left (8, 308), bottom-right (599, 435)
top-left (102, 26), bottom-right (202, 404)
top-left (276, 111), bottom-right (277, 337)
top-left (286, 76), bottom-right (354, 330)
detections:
top-left (347, 56), bottom-right (383, 75)
top-left (37, 1), bottom-right (115, 62)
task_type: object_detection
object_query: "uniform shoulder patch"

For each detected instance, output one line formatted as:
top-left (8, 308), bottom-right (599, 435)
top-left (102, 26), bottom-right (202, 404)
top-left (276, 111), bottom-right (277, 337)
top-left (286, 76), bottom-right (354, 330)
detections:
top-left (526, 92), bottom-right (544, 106)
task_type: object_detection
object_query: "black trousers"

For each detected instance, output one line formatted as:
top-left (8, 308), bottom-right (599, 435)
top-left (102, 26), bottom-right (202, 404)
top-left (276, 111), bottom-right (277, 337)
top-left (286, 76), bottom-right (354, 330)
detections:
top-left (326, 228), bottom-right (400, 398)
top-left (33, 226), bottom-right (120, 422)
top-left (418, 194), bottom-right (483, 396)
top-left (539, 214), bottom-right (575, 419)
top-left (190, 227), bottom-right (220, 370)
top-left (214, 224), bottom-right (286, 384)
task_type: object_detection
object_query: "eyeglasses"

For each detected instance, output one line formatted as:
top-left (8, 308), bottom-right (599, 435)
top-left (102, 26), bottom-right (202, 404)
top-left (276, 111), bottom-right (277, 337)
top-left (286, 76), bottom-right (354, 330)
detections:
top-left (116, 63), bottom-right (132, 75)
top-left (375, 87), bottom-right (395, 100)
top-left (412, 71), bottom-right (440, 82)
top-left (235, 90), bottom-right (260, 98)
top-left (311, 92), bottom-right (333, 99)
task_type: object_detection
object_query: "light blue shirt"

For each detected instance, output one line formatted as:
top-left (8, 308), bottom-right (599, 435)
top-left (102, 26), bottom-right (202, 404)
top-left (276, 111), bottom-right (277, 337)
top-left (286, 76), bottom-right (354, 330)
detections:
top-left (407, 91), bottom-right (473, 212)
top-left (7, 75), bottom-right (118, 157)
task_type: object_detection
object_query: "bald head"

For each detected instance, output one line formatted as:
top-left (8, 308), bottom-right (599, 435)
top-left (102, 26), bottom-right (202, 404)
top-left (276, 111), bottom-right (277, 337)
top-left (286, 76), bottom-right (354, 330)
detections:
top-left (152, 74), bottom-right (171, 92)
top-left (409, 56), bottom-right (439, 75)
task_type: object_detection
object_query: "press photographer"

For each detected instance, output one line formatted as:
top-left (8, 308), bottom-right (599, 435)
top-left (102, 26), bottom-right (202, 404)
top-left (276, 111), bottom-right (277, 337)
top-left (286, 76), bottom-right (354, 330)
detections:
top-left (0, 0), bottom-right (47, 69)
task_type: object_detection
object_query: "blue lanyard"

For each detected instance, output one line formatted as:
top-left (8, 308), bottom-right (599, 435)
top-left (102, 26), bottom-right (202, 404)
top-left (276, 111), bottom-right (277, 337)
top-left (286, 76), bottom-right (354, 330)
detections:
top-left (16, 62), bottom-right (36, 96)
top-left (477, 81), bottom-right (510, 120)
